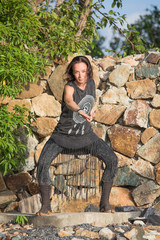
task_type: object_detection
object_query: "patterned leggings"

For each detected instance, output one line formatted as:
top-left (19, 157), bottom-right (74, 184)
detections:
top-left (37, 137), bottom-right (118, 185)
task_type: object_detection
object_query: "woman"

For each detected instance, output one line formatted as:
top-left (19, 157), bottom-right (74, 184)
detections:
top-left (37, 55), bottom-right (118, 215)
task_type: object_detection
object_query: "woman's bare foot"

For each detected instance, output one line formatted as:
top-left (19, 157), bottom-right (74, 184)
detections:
top-left (36, 210), bottom-right (52, 216)
top-left (100, 206), bottom-right (115, 213)
top-left (36, 205), bottom-right (52, 216)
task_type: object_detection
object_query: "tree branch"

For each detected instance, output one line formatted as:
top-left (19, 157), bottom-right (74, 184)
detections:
top-left (76, 0), bottom-right (91, 37)
top-left (95, 7), bottom-right (142, 54)
top-left (55, 0), bottom-right (64, 15)
top-left (56, 0), bottom-right (63, 8)
top-left (28, 0), bottom-right (44, 13)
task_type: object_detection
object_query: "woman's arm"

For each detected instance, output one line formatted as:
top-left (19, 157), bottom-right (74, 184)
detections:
top-left (64, 85), bottom-right (92, 122)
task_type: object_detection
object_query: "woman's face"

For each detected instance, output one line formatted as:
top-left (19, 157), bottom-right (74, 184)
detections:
top-left (72, 62), bottom-right (88, 86)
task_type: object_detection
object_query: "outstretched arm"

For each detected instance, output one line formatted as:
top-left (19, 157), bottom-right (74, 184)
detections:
top-left (64, 85), bottom-right (92, 122)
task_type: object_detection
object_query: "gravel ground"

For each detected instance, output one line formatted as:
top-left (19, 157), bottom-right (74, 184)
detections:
top-left (1, 223), bottom-right (121, 240)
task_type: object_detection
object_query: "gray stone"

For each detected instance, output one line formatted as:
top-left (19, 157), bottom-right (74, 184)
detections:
top-left (84, 204), bottom-right (99, 212)
top-left (26, 133), bottom-right (39, 152)
top-left (131, 158), bottom-right (155, 180)
top-left (99, 227), bottom-right (116, 239)
top-left (136, 62), bottom-right (160, 79)
top-left (124, 226), bottom-right (145, 240)
top-left (11, 235), bottom-right (21, 240)
top-left (132, 181), bottom-right (160, 207)
top-left (52, 175), bottom-right (66, 192)
top-left (23, 134), bottom-right (39, 171)
top-left (0, 190), bottom-right (17, 208)
top-left (137, 133), bottom-right (160, 164)
top-left (19, 194), bottom-right (41, 214)
top-left (109, 65), bottom-right (130, 87)
top-left (23, 153), bottom-right (35, 172)
top-left (113, 166), bottom-right (142, 187)
top-left (101, 86), bottom-right (130, 107)
top-left (99, 70), bottom-right (109, 81)
top-left (133, 220), bottom-right (145, 226)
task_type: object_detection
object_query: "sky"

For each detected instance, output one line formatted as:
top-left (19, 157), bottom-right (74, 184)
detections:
top-left (97, 0), bottom-right (160, 50)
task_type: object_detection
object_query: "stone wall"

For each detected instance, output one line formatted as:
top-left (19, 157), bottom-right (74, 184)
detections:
top-left (0, 52), bottom-right (160, 214)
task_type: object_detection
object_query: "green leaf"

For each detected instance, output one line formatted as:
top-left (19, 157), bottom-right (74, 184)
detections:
top-left (15, 215), bottom-right (28, 225)
top-left (69, 20), bottom-right (75, 28)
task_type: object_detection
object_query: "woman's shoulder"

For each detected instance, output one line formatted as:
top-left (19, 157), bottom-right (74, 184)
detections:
top-left (64, 81), bottom-right (75, 94)
top-left (88, 78), bottom-right (95, 86)
top-left (66, 80), bottom-right (75, 87)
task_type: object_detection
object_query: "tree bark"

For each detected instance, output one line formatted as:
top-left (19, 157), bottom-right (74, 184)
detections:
top-left (29, 0), bottom-right (44, 13)
top-left (76, 0), bottom-right (92, 37)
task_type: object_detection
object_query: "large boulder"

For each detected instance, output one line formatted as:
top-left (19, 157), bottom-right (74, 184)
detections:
top-left (108, 125), bottom-right (141, 157)
top-left (48, 64), bottom-right (68, 102)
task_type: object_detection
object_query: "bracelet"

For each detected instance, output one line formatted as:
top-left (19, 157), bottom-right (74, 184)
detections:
top-left (77, 108), bottom-right (83, 112)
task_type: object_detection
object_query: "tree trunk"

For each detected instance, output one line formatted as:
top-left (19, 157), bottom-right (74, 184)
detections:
top-left (76, 0), bottom-right (92, 37)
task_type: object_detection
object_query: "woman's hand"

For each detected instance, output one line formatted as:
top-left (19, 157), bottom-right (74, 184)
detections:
top-left (78, 110), bottom-right (92, 122)
top-left (64, 85), bottom-right (95, 122)
top-left (90, 109), bottom-right (95, 118)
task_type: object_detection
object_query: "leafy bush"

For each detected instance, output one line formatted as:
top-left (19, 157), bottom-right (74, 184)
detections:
top-left (0, 104), bottom-right (35, 175)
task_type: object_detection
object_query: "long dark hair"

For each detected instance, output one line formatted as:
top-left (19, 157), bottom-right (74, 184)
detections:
top-left (65, 56), bottom-right (93, 81)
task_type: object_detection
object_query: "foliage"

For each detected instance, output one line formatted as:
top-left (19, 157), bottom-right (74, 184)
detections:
top-left (0, 0), bottom-right (48, 98)
top-left (0, 104), bottom-right (35, 175)
top-left (131, 5), bottom-right (160, 49)
top-left (86, 35), bottom-right (105, 58)
top-left (0, 0), bottom-right (141, 176)
top-left (0, 0), bottom-right (127, 98)
top-left (15, 215), bottom-right (28, 225)
top-left (109, 5), bottom-right (160, 56)
top-left (89, 0), bottom-right (127, 56)
top-left (0, 0), bottom-right (128, 97)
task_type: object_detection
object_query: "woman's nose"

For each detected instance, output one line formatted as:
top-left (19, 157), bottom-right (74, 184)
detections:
top-left (79, 72), bottom-right (82, 77)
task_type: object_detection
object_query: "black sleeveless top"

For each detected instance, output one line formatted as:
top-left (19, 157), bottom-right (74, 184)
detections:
top-left (51, 78), bottom-right (99, 149)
